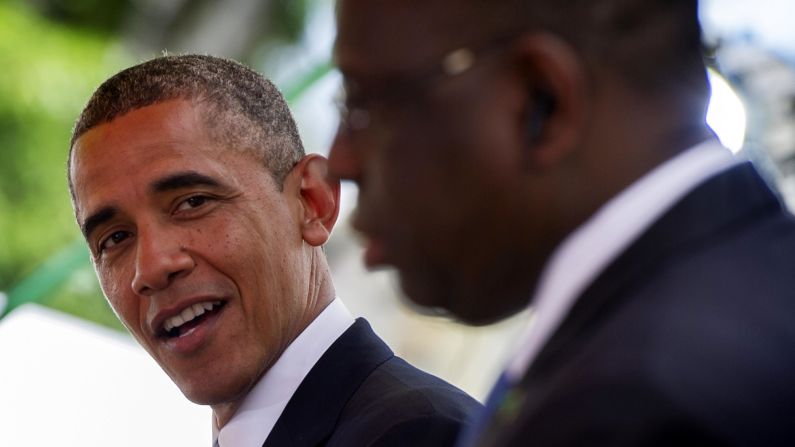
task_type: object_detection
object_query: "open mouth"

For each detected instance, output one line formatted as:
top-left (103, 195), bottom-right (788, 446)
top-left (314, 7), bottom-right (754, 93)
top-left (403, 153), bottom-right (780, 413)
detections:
top-left (159, 301), bottom-right (225, 339)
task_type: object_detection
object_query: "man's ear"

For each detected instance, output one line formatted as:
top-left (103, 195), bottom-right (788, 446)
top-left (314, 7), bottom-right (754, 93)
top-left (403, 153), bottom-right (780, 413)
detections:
top-left (515, 33), bottom-right (588, 169)
top-left (291, 154), bottom-right (341, 247)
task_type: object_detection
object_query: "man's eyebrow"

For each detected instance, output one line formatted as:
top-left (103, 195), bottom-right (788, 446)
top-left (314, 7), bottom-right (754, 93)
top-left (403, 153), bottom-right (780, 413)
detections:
top-left (81, 173), bottom-right (225, 241)
top-left (151, 171), bottom-right (224, 193)
top-left (81, 206), bottom-right (116, 241)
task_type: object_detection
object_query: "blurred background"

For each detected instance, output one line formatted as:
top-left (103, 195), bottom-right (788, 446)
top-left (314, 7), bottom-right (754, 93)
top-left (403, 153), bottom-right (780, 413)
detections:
top-left (1, 0), bottom-right (794, 445)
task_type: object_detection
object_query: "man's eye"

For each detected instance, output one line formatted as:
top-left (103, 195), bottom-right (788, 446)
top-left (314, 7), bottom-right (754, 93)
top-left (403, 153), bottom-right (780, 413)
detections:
top-left (177, 195), bottom-right (211, 212)
top-left (99, 231), bottom-right (131, 252)
top-left (186, 196), bottom-right (207, 208)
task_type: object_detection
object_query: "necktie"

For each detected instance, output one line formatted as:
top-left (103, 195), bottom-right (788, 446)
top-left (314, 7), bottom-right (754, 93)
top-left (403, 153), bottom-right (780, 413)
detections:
top-left (213, 439), bottom-right (220, 447)
top-left (456, 373), bottom-right (528, 447)
top-left (456, 373), bottom-right (510, 447)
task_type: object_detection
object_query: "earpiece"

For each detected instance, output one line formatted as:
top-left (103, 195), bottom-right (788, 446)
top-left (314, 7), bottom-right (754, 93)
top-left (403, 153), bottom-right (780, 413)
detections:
top-left (525, 89), bottom-right (556, 145)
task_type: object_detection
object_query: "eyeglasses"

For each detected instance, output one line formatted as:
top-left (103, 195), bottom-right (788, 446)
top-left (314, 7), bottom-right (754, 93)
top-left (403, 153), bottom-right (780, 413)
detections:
top-left (336, 35), bottom-right (519, 135)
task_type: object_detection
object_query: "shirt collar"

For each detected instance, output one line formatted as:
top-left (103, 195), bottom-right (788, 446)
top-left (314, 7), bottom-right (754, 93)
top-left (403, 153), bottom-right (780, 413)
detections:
top-left (212, 298), bottom-right (355, 447)
top-left (505, 139), bottom-right (738, 381)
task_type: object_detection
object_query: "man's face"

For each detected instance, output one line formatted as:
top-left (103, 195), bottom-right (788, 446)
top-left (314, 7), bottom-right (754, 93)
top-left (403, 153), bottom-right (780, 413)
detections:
top-left (330, 0), bottom-right (546, 323)
top-left (70, 99), bottom-right (315, 405)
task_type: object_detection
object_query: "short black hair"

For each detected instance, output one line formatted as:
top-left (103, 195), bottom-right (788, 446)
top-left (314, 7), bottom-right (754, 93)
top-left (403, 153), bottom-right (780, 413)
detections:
top-left (69, 54), bottom-right (304, 193)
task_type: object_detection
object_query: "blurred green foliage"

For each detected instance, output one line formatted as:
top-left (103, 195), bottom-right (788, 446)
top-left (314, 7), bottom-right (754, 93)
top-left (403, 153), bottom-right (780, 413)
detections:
top-left (0, 1), bottom-right (129, 329)
top-left (269, 0), bottom-right (311, 42)
top-left (25, 0), bottom-right (134, 34)
top-left (23, 0), bottom-right (309, 39)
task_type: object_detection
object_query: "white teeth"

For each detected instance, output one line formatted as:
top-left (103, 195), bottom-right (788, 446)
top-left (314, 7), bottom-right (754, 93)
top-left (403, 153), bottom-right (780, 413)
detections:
top-left (192, 303), bottom-right (207, 317)
top-left (163, 301), bottom-right (221, 333)
top-left (180, 306), bottom-right (196, 322)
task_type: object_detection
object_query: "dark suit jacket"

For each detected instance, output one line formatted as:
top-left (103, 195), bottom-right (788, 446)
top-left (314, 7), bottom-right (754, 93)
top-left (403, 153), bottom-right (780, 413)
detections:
top-left (479, 163), bottom-right (795, 446)
top-left (263, 318), bottom-right (481, 447)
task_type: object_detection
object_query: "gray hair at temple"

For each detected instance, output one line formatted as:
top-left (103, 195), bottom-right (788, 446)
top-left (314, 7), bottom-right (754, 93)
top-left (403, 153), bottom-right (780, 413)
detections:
top-left (68, 54), bottom-right (304, 194)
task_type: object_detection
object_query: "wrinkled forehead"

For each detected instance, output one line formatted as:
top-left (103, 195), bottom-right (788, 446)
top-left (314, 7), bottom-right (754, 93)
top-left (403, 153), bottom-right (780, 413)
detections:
top-left (68, 100), bottom-right (249, 215)
top-left (334, 0), bottom-right (479, 76)
top-left (69, 98), bottom-right (257, 187)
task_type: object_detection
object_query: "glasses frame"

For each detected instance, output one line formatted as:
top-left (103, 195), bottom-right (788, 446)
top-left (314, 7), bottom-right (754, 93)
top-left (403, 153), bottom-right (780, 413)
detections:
top-left (336, 34), bottom-right (521, 134)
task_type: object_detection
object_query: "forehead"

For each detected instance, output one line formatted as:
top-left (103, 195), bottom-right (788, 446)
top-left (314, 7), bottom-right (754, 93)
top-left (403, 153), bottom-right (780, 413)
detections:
top-left (334, 0), bottom-right (474, 76)
top-left (69, 99), bottom-right (261, 218)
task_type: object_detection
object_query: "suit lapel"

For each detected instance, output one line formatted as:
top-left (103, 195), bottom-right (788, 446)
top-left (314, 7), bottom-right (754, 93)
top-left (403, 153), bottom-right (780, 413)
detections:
top-left (263, 318), bottom-right (393, 447)
top-left (529, 162), bottom-right (781, 378)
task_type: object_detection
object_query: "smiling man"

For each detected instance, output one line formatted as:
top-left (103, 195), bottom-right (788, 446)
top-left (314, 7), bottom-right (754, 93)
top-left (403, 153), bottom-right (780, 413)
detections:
top-left (68, 55), bottom-right (479, 447)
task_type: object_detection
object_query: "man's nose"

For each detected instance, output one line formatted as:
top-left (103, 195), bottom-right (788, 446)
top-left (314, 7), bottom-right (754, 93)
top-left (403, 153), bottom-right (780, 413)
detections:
top-left (327, 129), bottom-right (363, 182)
top-left (131, 228), bottom-right (195, 296)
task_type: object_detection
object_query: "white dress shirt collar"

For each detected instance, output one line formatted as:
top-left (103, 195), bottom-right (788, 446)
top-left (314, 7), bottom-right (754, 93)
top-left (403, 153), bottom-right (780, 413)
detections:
top-left (505, 139), bottom-right (738, 382)
top-left (213, 298), bottom-right (355, 447)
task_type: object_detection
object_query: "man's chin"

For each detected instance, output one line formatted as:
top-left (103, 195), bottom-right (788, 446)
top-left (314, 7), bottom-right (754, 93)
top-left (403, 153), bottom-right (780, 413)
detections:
top-left (179, 386), bottom-right (237, 408)
top-left (168, 373), bottom-right (246, 408)
top-left (398, 270), bottom-right (531, 326)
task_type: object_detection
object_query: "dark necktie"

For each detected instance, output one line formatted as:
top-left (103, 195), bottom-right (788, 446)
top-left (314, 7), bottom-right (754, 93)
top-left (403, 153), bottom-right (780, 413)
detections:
top-left (456, 372), bottom-right (528, 447)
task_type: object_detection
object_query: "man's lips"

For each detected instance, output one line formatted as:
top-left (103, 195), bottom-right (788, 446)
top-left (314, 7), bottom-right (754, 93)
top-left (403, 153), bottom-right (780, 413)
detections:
top-left (351, 210), bottom-right (390, 268)
top-left (362, 236), bottom-right (387, 268)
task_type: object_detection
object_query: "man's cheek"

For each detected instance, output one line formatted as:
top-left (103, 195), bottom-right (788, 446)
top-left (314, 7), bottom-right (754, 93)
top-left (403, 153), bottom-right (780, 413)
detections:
top-left (98, 275), bottom-right (130, 321)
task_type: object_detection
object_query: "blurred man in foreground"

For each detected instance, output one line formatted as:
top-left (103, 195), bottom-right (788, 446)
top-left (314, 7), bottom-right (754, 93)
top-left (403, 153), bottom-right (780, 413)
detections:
top-left (68, 54), bottom-right (479, 447)
top-left (329, 0), bottom-right (795, 445)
